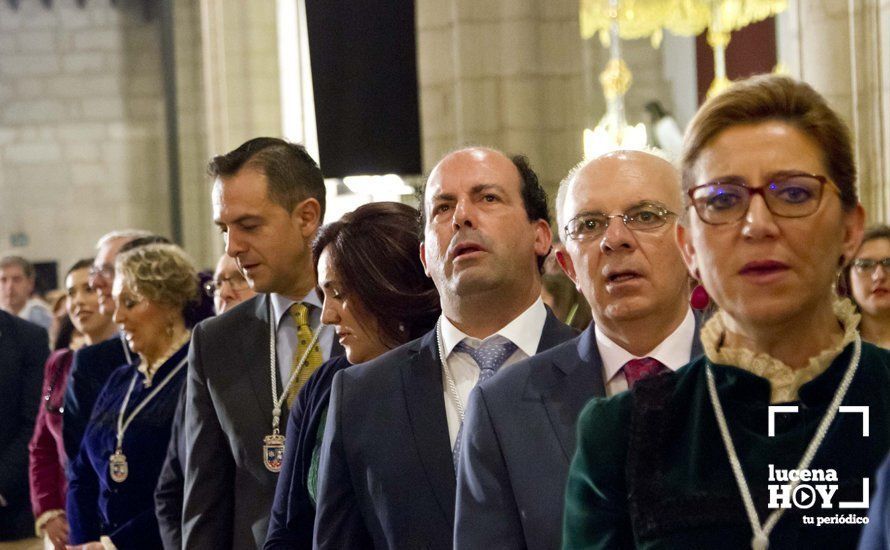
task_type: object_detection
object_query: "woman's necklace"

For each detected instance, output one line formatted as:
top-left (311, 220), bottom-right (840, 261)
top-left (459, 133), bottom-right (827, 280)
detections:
top-left (110, 353), bottom-right (188, 483)
top-left (435, 319), bottom-right (464, 422)
top-left (705, 334), bottom-right (862, 550)
top-left (264, 298), bottom-right (320, 473)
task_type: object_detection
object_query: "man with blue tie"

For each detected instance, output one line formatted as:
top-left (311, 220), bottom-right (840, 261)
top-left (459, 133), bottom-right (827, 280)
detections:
top-left (313, 147), bottom-right (576, 549)
top-left (454, 150), bottom-right (704, 549)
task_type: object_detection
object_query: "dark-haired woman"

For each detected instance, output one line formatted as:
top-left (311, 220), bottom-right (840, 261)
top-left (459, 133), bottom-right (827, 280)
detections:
top-left (264, 202), bottom-right (440, 549)
top-left (29, 259), bottom-right (115, 550)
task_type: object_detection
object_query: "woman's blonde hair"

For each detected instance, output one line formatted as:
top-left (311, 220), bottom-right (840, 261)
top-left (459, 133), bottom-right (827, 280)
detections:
top-left (115, 243), bottom-right (199, 311)
top-left (681, 74), bottom-right (858, 211)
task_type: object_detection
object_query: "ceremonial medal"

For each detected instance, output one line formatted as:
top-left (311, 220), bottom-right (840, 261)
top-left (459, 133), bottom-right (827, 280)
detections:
top-left (263, 433), bottom-right (286, 472)
top-left (109, 449), bottom-right (129, 483)
top-left (265, 298), bottom-right (322, 474)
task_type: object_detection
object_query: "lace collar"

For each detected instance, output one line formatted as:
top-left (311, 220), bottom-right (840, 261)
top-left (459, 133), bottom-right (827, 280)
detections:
top-left (700, 299), bottom-right (860, 403)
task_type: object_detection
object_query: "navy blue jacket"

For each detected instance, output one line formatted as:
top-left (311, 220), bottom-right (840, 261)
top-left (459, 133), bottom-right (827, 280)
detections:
top-left (313, 309), bottom-right (576, 549)
top-left (63, 335), bottom-right (130, 463)
top-left (0, 311), bottom-right (48, 540)
top-left (265, 355), bottom-right (352, 549)
top-left (67, 344), bottom-right (187, 548)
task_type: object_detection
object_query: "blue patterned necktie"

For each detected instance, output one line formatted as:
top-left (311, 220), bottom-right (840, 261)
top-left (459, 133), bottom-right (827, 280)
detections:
top-left (452, 339), bottom-right (518, 471)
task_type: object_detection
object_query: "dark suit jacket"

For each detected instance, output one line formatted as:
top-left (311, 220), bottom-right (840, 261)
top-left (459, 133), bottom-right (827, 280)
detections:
top-left (455, 316), bottom-right (703, 550)
top-left (860, 454), bottom-right (890, 550)
top-left (154, 383), bottom-right (186, 550)
top-left (182, 294), bottom-right (341, 550)
top-left (63, 335), bottom-right (130, 463)
top-left (0, 311), bottom-right (48, 540)
top-left (264, 355), bottom-right (351, 549)
top-left (313, 309), bottom-right (575, 549)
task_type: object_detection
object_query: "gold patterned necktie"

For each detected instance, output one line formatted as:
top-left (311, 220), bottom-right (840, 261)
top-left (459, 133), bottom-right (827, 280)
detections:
top-left (287, 303), bottom-right (323, 406)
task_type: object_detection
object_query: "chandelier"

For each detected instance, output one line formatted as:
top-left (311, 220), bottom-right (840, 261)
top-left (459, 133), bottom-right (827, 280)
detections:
top-left (579, 0), bottom-right (787, 157)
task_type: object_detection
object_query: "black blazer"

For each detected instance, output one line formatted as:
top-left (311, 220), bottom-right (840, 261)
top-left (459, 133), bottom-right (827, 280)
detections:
top-left (62, 335), bottom-right (130, 464)
top-left (313, 309), bottom-right (576, 549)
top-left (154, 383), bottom-right (186, 550)
top-left (181, 295), bottom-right (342, 550)
top-left (264, 355), bottom-right (351, 549)
top-left (0, 311), bottom-right (49, 540)
top-left (454, 315), bottom-right (704, 550)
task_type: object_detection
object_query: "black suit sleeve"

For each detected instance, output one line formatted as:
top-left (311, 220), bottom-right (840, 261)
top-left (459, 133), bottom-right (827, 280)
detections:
top-left (313, 370), bottom-right (373, 549)
top-left (455, 385), bottom-right (525, 549)
top-left (0, 322), bottom-right (47, 504)
top-left (182, 325), bottom-right (235, 550)
top-left (155, 383), bottom-right (186, 550)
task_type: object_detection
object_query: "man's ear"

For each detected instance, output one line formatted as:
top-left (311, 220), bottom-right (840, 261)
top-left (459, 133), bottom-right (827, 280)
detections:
top-left (533, 220), bottom-right (553, 259)
top-left (555, 248), bottom-right (581, 292)
top-left (419, 241), bottom-right (430, 277)
top-left (293, 198), bottom-right (322, 238)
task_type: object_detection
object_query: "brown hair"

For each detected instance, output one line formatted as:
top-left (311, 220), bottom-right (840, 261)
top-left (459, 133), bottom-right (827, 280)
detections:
top-left (0, 255), bottom-right (34, 279)
top-left (681, 74), bottom-right (858, 211)
top-left (312, 202), bottom-right (440, 348)
top-left (842, 224), bottom-right (890, 301)
top-left (209, 137), bottom-right (326, 219)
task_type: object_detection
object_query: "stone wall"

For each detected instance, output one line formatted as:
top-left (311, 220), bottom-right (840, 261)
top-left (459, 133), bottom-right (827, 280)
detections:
top-left (415, 0), bottom-right (673, 204)
top-left (0, 0), bottom-right (169, 278)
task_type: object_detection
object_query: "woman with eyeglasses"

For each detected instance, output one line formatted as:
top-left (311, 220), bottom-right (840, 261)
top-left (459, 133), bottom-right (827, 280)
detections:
top-left (846, 225), bottom-right (890, 349)
top-left (264, 202), bottom-right (440, 549)
top-left (28, 259), bottom-right (116, 550)
top-left (563, 75), bottom-right (890, 549)
top-left (66, 244), bottom-right (198, 550)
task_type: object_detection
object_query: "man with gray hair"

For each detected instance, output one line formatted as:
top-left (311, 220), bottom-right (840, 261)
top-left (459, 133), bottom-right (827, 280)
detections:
top-left (454, 150), bottom-right (702, 549)
top-left (61, 229), bottom-right (157, 461)
top-left (0, 255), bottom-right (52, 331)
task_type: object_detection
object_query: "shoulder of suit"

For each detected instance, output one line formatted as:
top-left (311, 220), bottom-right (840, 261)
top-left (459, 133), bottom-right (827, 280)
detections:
top-left (336, 334), bottom-right (427, 386)
top-left (0, 308), bottom-right (47, 342)
top-left (198, 294), bottom-right (265, 334)
top-left (477, 333), bottom-right (583, 396)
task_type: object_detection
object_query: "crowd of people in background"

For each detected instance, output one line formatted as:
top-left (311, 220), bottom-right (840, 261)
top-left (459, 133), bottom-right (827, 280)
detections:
top-left (1, 73), bottom-right (890, 550)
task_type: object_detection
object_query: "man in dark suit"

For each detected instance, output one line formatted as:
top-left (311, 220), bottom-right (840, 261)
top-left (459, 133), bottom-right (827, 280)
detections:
top-left (62, 229), bottom-right (156, 462)
top-left (313, 147), bottom-right (576, 549)
top-left (182, 138), bottom-right (340, 549)
top-left (455, 150), bottom-right (704, 549)
top-left (0, 310), bottom-right (49, 540)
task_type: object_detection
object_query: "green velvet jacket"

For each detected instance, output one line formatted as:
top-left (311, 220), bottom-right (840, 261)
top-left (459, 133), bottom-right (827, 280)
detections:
top-left (563, 342), bottom-right (890, 550)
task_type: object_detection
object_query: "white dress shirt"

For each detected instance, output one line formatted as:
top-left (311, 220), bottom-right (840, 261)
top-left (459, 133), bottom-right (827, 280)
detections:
top-left (270, 290), bottom-right (334, 387)
top-left (595, 307), bottom-right (696, 397)
top-left (439, 297), bottom-right (547, 448)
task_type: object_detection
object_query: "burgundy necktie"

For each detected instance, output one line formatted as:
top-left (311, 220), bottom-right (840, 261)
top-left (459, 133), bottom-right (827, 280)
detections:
top-left (622, 357), bottom-right (669, 388)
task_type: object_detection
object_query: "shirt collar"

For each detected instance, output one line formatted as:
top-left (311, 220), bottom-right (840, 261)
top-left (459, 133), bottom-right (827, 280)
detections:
top-left (270, 289), bottom-right (323, 330)
top-left (596, 307), bottom-right (696, 385)
top-left (440, 297), bottom-right (547, 357)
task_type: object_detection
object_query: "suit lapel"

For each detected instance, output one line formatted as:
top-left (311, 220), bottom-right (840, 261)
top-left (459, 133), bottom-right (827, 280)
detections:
top-left (540, 325), bottom-right (606, 462)
top-left (536, 307), bottom-right (576, 353)
top-left (245, 295), bottom-right (276, 426)
top-left (400, 330), bottom-right (456, 524)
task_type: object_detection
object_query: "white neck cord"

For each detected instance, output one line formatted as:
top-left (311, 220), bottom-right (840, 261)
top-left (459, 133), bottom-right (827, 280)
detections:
top-left (705, 334), bottom-right (862, 550)
top-left (435, 319), bottom-right (464, 421)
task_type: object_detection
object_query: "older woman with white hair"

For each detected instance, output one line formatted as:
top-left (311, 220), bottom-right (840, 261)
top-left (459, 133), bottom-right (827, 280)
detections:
top-left (66, 244), bottom-right (197, 550)
top-left (563, 75), bottom-right (890, 549)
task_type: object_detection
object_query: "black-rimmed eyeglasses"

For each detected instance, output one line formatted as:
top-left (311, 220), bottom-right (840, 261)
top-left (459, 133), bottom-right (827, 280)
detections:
top-left (687, 173), bottom-right (838, 225)
top-left (563, 203), bottom-right (677, 241)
